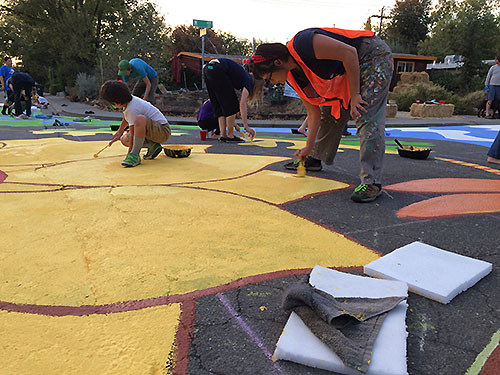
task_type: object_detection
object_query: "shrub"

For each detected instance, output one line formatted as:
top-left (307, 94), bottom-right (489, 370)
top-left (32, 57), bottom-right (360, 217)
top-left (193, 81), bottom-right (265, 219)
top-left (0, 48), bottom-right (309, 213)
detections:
top-left (75, 72), bottom-right (98, 100)
top-left (393, 83), bottom-right (485, 115)
top-left (393, 83), bottom-right (452, 111)
top-left (459, 91), bottom-right (486, 115)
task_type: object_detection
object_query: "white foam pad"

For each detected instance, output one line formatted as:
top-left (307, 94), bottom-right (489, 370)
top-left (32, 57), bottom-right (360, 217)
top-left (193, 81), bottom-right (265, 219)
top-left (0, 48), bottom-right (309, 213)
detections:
top-left (273, 266), bottom-right (408, 375)
top-left (364, 241), bottom-right (492, 304)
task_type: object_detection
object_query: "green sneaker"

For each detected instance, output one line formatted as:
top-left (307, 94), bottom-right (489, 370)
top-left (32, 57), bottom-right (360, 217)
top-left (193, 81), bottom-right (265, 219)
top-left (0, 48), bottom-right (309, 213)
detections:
top-left (121, 152), bottom-right (141, 167)
top-left (350, 184), bottom-right (382, 203)
top-left (143, 143), bottom-right (163, 160)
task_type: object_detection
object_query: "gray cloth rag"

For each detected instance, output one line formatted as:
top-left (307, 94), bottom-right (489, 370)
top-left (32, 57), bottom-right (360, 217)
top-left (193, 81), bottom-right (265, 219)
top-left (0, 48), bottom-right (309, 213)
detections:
top-left (281, 278), bottom-right (405, 374)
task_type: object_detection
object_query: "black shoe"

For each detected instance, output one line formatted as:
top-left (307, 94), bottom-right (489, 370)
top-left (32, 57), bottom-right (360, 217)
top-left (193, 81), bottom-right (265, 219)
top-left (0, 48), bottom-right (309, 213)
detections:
top-left (284, 156), bottom-right (322, 171)
top-left (226, 136), bottom-right (245, 142)
top-left (291, 128), bottom-right (307, 135)
top-left (219, 136), bottom-right (228, 142)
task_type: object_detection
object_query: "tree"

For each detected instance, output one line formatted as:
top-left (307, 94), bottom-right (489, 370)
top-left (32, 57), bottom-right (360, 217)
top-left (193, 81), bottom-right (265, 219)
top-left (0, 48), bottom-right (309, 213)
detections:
top-left (418, 0), bottom-right (500, 92)
top-left (167, 25), bottom-right (253, 56)
top-left (0, 0), bottom-right (170, 91)
top-left (97, 1), bottom-right (170, 85)
top-left (385, 0), bottom-right (432, 53)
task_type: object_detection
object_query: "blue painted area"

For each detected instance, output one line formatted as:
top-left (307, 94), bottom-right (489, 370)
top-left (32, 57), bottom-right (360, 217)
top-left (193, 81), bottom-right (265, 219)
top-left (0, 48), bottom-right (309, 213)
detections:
top-left (223, 125), bottom-right (500, 148)
top-left (384, 125), bottom-right (500, 148)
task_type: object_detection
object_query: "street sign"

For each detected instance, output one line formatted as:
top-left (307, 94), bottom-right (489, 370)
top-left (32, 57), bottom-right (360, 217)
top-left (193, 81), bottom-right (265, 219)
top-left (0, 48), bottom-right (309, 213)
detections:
top-left (193, 19), bottom-right (213, 28)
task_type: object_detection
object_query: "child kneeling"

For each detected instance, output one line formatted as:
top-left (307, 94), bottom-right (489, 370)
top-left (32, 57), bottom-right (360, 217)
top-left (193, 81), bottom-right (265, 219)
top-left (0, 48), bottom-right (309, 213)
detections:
top-left (100, 80), bottom-right (171, 167)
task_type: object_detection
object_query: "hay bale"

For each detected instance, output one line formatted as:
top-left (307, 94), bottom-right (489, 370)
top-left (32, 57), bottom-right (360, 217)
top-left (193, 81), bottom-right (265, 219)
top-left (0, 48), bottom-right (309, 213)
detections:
top-left (413, 71), bottom-right (430, 83)
top-left (386, 104), bottom-right (398, 118)
top-left (410, 103), bottom-right (454, 117)
top-left (400, 72), bottom-right (413, 84)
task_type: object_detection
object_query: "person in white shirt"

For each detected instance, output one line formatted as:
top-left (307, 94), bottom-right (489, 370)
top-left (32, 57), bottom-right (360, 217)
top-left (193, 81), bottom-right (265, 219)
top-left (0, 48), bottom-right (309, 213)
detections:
top-left (99, 80), bottom-right (171, 167)
top-left (484, 54), bottom-right (500, 119)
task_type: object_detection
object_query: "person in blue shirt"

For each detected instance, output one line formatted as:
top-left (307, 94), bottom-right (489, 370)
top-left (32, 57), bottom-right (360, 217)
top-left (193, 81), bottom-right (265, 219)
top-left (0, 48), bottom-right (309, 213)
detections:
top-left (0, 57), bottom-right (15, 115)
top-left (118, 58), bottom-right (158, 104)
top-left (203, 58), bottom-right (262, 142)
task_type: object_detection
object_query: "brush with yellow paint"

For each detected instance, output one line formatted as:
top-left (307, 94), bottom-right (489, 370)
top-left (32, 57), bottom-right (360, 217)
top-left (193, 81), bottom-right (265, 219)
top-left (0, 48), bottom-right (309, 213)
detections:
top-left (93, 143), bottom-right (112, 158)
top-left (235, 125), bottom-right (256, 142)
top-left (297, 161), bottom-right (306, 177)
top-left (93, 135), bottom-right (119, 158)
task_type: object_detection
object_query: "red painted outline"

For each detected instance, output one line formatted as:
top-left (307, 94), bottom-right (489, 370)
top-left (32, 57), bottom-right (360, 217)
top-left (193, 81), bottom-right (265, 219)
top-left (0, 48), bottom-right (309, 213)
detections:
top-left (481, 342), bottom-right (500, 375)
top-left (0, 267), bottom-right (362, 317)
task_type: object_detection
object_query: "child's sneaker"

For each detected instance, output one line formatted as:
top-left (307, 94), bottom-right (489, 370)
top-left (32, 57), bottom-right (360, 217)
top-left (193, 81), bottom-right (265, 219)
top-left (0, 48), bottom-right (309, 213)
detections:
top-left (350, 184), bottom-right (382, 203)
top-left (143, 143), bottom-right (163, 160)
top-left (121, 152), bottom-right (141, 167)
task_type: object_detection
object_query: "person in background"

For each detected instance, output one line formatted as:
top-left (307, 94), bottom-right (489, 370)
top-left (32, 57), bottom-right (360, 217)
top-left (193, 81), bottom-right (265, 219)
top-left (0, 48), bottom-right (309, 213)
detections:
top-left (250, 27), bottom-right (393, 203)
top-left (485, 54), bottom-right (500, 119)
top-left (203, 58), bottom-right (261, 142)
top-left (197, 99), bottom-right (220, 138)
top-left (10, 71), bottom-right (35, 119)
top-left (99, 80), bottom-right (171, 168)
top-left (118, 58), bottom-right (158, 104)
top-left (487, 131), bottom-right (500, 165)
top-left (32, 87), bottom-right (49, 109)
top-left (0, 56), bottom-right (15, 115)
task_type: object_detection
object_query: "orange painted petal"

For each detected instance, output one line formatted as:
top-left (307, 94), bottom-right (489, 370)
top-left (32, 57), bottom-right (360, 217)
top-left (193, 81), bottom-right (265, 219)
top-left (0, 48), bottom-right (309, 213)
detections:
top-left (386, 178), bottom-right (500, 194)
top-left (397, 193), bottom-right (500, 219)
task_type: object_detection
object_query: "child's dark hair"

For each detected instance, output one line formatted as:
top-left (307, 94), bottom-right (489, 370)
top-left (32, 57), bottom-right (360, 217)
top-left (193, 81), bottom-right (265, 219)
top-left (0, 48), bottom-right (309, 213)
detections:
top-left (249, 43), bottom-right (290, 79)
top-left (99, 80), bottom-right (132, 104)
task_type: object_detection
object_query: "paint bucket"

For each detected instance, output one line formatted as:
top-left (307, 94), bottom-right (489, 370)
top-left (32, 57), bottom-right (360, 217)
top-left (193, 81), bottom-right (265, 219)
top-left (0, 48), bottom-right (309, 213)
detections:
top-left (200, 129), bottom-right (207, 140)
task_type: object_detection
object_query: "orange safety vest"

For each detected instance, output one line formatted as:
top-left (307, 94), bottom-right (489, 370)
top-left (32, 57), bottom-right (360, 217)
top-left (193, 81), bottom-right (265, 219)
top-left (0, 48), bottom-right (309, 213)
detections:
top-left (286, 28), bottom-right (374, 119)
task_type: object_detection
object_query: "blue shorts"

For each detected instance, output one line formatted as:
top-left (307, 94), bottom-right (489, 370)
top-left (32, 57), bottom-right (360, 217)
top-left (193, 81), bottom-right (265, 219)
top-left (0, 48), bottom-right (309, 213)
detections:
top-left (487, 85), bottom-right (500, 101)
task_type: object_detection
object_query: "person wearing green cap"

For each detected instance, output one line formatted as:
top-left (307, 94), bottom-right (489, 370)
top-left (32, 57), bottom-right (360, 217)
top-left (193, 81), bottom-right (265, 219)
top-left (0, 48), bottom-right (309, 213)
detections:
top-left (117, 58), bottom-right (158, 104)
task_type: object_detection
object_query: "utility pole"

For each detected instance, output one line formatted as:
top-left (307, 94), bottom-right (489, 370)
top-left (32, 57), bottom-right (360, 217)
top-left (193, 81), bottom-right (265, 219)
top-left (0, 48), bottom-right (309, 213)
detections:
top-left (193, 19), bottom-right (213, 91)
top-left (371, 6), bottom-right (391, 35)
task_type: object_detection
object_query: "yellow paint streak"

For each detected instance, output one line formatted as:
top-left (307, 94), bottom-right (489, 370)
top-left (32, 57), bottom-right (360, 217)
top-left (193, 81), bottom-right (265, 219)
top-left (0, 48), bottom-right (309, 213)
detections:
top-left (192, 170), bottom-right (348, 204)
top-left (0, 304), bottom-right (180, 375)
top-left (0, 139), bottom-right (378, 306)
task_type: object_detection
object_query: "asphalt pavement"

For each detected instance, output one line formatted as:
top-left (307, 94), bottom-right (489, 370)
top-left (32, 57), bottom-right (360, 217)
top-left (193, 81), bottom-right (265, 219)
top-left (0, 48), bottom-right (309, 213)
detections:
top-left (42, 94), bottom-right (499, 128)
top-left (5, 94), bottom-right (500, 375)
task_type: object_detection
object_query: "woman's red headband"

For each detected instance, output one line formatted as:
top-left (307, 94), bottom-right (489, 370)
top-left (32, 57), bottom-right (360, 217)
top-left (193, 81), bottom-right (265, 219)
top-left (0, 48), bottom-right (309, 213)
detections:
top-left (242, 55), bottom-right (278, 64)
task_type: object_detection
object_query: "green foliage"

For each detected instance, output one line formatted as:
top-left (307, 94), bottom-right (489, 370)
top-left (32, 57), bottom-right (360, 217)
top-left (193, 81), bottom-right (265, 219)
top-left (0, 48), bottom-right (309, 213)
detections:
top-left (418, 0), bottom-right (500, 92)
top-left (393, 82), bottom-right (487, 114)
top-left (0, 0), bottom-right (170, 91)
top-left (428, 70), bottom-right (462, 92)
top-left (217, 32), bottom-right (253, 56)
top-left (386, 0), bottom-right (432, 53)
top-left (394, 83), bottom-right (451, 111)
top-left (75, 72), bottom-right (98, 99)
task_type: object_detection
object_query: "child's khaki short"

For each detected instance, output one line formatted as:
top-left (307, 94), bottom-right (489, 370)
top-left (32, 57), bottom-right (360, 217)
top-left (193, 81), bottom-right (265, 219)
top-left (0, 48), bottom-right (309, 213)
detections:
top-left (146, 118), bottom-right (171, 143)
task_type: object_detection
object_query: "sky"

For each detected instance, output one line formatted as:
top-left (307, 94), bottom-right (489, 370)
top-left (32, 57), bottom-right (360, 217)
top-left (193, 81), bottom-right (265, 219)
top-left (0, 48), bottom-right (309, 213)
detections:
top-left (156, 0), bottom-right (396, 43)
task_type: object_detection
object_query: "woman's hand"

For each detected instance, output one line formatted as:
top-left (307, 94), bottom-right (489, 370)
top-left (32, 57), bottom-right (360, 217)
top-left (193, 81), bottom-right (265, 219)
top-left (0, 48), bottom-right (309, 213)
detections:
top-left (245, 126), bottom-right (256, 137)
top-left (294, 145), bottom-right (313, 161)
top-left (350, 93), bottom-right (368, 120)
